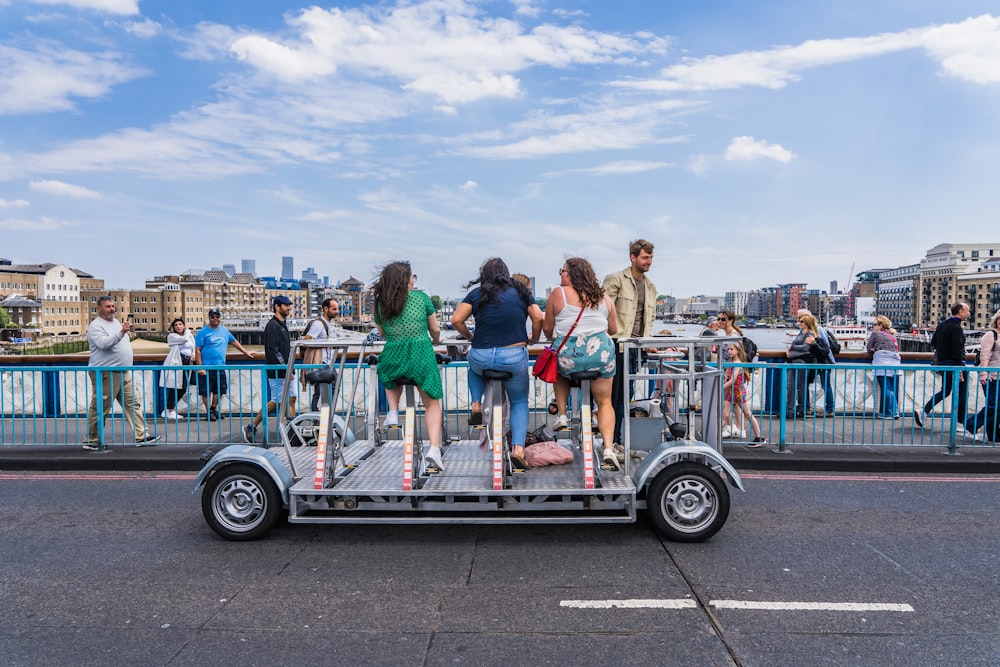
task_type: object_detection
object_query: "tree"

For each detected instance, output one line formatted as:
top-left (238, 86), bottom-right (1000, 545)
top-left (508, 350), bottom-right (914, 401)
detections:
top-left (0, 305), bottom-right (10, 329)
top-left (430, 295), bottom-right (442, 311)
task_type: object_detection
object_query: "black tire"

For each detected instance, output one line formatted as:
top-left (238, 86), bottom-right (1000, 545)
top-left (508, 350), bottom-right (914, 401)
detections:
top-left (645, 462), bottom-right (730, 543)
top-left (201, 463), bottom-right (282, 541)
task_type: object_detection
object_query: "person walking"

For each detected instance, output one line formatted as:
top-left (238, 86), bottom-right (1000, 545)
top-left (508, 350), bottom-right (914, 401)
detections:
top-left (194, 308), bottom-right (255, 420)
top-left (159, 317), bottom-right (195, 421)
top-left (603, 239), bottom-right (657, 449)
top-left (914, 302), bottom-right (970, 431)
top-left (84, 295), bottom-right (160, 449)
top-left (964, 310), bottom-right (1000, 442)
top-left (301, 298), bottom-right (339, 412)
top-left (243, 296), bottom-right (296, 445)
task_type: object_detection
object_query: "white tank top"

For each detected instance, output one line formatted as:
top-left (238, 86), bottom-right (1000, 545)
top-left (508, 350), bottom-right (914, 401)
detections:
top-left (553, 287), bottom-right (610, 337)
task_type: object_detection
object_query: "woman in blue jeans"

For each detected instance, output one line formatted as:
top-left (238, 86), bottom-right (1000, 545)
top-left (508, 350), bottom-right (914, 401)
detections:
top-left (867, 315), bottom-right (902, 418)
top-left (452, 258), bottom-right (543, 469)
top-left (966, 311), bottom-right (1000, 441)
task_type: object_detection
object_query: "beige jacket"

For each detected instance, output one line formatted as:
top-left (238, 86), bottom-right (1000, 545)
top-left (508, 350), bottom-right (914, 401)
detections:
top-left (602, 267), bottom-right (657, 339)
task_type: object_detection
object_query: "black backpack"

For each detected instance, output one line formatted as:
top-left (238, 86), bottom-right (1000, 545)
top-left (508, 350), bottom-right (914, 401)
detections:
top-left (741, 336), bottom-right (759, 362)
top-left (825, 328), bottom-right (841, 355)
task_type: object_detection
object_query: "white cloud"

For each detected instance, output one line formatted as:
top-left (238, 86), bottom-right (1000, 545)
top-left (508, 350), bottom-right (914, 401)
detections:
top-left (724, 136), bottom-right (795, 163)
top-left (298, 210), bottom-right (352, 221)
top-left (227, 2), bottom-right (667, 104)
top-left (0, 42), bottom-right (145, 115)
top-left (174, 22), bottom-right (248, 61)
top-left (117, 18), bottom-right (162, 39)
top-left (614, 14), bottom-right (1000, 92)
top-left (27, 0), bottom-right (139, 15)
top-left (0, 216), bottom-right (78, 231)
top-left (29, 179), bottom-right (101, 198)
top-left (562, 160), bottom-right (672, 176)
top-left (460, 180), bottom-right (478, 190)
top-left (0, 198), bottom-right (29, 208)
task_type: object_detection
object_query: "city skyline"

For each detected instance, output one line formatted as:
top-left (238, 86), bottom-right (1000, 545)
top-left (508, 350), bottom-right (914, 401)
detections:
top-left (2, 1), bottom-right (1000, 299)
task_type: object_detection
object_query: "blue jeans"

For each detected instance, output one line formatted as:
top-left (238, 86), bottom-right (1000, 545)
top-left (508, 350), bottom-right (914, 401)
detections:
top-left (468, 346), bottom-right (530, 446)
top-left (966, 378), bottom-right (999, 437)
top-left (805, 368), bottom-right (836, 413)
top-left (875, 374), bottom-right (899, 417)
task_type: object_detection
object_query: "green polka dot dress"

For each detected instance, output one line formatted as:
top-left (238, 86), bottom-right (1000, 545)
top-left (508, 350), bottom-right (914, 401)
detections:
top-left (375, 291), bottom-right (443, 399)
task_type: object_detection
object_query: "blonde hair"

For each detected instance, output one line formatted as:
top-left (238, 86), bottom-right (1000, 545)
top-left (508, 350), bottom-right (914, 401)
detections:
top-left (875, 315), bottom-right (896, 335)
top-left (727, 342), bottom-right (752, 380)
top-left (991, 311), bottom-right (1000, 329)
top-left (798, 313), bottom-right (819, 336)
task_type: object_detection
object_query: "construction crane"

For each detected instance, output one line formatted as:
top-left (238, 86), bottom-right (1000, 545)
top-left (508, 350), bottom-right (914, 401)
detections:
top-left (845, 263), bottom-right (855, 294)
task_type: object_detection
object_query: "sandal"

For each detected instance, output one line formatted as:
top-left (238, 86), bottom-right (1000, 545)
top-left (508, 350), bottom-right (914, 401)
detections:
top-left (510, 451), bottom-right (529, 470)
top-left (468, 410), bottom-right (483, 426)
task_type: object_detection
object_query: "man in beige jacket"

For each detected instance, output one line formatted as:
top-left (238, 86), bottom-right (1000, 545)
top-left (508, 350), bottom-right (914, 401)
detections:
top-left (603, 239), bottom-right (657, 446)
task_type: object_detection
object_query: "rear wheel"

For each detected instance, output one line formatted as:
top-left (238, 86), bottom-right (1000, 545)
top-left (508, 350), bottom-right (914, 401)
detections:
top-left (645, 462), bottom-right (730, 542)
top-left (202, 463), bottom-right (282, 541)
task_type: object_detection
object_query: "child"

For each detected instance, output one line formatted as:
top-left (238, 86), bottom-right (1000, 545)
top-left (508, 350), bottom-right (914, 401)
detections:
top-left (722, 343), bottom-right (767, 447)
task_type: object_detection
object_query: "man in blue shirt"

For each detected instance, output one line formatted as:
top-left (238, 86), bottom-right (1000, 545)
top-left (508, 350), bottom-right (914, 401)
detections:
top-left (194, 308), bottom-right (255, 420)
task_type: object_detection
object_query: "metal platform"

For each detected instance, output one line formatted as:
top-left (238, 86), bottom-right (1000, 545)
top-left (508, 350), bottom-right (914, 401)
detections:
top-left (280, 439), bottom-right (637, 524)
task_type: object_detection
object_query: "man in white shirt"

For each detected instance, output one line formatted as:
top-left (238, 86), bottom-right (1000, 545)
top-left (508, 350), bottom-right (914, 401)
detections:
top-left (84, 295), bottom-right (160, 449)
top-left (302, 298), bottom-right (339, 411)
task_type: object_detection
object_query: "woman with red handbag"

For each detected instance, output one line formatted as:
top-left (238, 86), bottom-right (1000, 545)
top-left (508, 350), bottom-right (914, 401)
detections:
top-left (541, 258), bottom-right (620, 468)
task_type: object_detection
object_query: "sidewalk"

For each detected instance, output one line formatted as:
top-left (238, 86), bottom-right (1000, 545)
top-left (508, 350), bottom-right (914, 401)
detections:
top-left (1, 442), bottom-right (997, 474)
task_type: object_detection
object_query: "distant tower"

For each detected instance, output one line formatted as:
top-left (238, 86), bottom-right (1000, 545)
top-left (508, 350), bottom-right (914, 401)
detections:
top-left (301, 267), bottom-right (319, 283)
top-left (241, 259), bottom-right (256, 276)
top-left (830, 280), bottom-right (838, 295)
top-left (222, 263), bottom-right (236, 276)
top-left (281, 256), bottom-right (294, 280)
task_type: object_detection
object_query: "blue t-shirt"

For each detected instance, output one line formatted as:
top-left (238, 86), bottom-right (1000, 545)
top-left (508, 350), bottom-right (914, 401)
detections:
top-left (462, 285), bottom-right (530, 349)
top-left (195, 325), bottom-right (236, 366)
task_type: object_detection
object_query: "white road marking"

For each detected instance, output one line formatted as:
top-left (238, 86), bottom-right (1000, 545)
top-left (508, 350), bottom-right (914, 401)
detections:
top-left (710, 600), bottom-right (914, 612)
top-left (560, 599), bottom-right (698, 609)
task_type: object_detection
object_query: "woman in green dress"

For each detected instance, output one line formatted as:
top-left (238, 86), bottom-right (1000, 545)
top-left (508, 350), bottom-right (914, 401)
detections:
top-left (371, 261), bottom-right (444, 471)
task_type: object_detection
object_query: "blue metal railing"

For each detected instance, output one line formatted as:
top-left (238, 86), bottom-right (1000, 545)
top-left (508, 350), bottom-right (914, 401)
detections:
top-left (0, 359), bottom-right (996, 450)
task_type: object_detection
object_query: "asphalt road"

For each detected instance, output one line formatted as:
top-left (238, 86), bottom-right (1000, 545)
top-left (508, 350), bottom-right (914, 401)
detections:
top-left (1, 471), bottom-right (997, 666)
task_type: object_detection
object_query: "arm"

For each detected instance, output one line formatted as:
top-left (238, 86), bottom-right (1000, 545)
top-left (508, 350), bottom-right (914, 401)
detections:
top-left (231, 340), bottom-right (255, 359)
top-left (88, 321), bottom-right (127, 351)
top-left (604, 295), bottom-right (619, 337)
top-left (426, 314), bottom-right (441, 345)
top-left (451, 302), bottom-right (474, 341)
top-left (542, 289), bottom-right (563, 340)
top-left (527, 304), bottom-right (543, 343)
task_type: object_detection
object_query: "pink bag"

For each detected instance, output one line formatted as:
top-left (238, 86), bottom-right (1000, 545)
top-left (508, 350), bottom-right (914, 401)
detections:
top-left (524, 441), bottom-right (574, 467)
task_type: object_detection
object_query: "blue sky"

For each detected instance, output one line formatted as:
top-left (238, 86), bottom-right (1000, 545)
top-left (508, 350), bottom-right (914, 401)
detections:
top-left (2, 0), bottom-right (1000, 300)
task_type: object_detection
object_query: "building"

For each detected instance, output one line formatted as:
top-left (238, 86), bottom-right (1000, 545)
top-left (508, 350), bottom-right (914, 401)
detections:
top-left (723, 291), bottom-right (749, 317)
top-left (957, 258), bottom-right (1000, 331)
top-left (914, 243), bottom-right (1000, 328)
top-left (241, 259), bottom-right (256, 277)
top-left (340, 276), bottom-right (369, 322)
top-left (874, 263), bottom-right (919, 330)
top-left (222, 263), bottom-right (236, 276)
top-left (1, 295), bottom-right (42, 330)
top-left (281, 256), bottom-right (294, 280)
top-left (0, 261), bottom-right (103, 336)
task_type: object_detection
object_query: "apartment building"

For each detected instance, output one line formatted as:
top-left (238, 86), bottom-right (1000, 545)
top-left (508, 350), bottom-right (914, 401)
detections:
top-left (0, 261), bottom-right (103, 335)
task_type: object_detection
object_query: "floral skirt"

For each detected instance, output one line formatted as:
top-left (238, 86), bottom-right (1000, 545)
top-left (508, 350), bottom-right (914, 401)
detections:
top-left (554, 332), bottom-right (616, 379)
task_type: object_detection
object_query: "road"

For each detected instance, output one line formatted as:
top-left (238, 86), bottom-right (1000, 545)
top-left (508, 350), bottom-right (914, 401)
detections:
top-left (1, 470), bottom-right (997, 666)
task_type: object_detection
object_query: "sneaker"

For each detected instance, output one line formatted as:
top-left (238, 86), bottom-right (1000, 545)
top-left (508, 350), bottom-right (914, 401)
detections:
top-left (425, 447), bottom-right (445, 472)
top-left (82, 443), bottom-right (103, 451)
top-left (913, 408), bottom-right (926, 428)
top-left (601, 447), bottom-right (621, 471)
top-left (210, 408), bottom-right (221, 421)
top-left (165, 409), bottom-right (179, 421)
top-left (721, 425), bottom-right (732, 438)
top-left (242, 425), bottom-right (255, 444)
top-left (739, 429), bottom-right (748, 439)
top-left (973, 432), bottom-right (987, 443)
top-left (384, 411), bottom-right (400, 428)
top-left (749, 437), bottom-right (768, 448)
top-left (553, 414), bottom-right (569, 431)
top-left (159, 410), bottom-right (166, 419)
top-left (955, 424), bottom-right (970, 438)
top-left (135, 434), bottom-right (161, 446)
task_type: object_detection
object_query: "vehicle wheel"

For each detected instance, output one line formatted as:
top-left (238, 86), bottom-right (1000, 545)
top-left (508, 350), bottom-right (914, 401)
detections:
top-left (201, 463), bottom-right (282, 541)
top-left (645, 462), bottom-right (730, 542)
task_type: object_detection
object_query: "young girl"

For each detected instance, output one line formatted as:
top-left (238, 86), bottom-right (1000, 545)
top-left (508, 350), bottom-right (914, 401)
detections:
top-left (723, 343), bottom-right (767, 447)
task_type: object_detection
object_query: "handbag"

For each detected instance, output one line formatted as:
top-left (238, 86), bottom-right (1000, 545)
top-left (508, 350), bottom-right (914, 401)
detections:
top-left (532, 307), bottom-right (585, 383)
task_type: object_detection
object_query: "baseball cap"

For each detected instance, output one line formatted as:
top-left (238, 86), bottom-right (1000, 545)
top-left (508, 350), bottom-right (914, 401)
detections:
top-left (704, 316), bottom-right (718, 325)
top-left (272, 295), bottom-right (292, 306)
top-left (208, 308), bottom-right (221, 317)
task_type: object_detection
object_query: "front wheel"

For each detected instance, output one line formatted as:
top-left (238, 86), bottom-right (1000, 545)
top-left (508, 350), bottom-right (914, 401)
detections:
top-left (645, 462), bottom-right (730, 542)
top-left (202, 463), bottom-right (282, 541)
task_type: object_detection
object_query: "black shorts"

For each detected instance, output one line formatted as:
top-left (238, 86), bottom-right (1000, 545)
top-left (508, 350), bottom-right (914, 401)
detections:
top-left (197, 369), bottom-right (228, 397)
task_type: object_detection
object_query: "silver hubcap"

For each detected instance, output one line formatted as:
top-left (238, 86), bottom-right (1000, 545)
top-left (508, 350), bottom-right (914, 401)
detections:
top-left (215, 477), bottom-right (265, 530)
top-left (662, 476), bottom-right (717, 532)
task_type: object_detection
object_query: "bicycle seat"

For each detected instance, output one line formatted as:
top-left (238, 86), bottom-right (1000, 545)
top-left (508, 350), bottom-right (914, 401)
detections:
top-left (363, 354), bottom-right (380, 365)
top-left (394, 377), bottom-right (419, 387)
top-left (482, 369), bottom-right (513, 381)
top-left (567, 371), bottom-right (601, 386)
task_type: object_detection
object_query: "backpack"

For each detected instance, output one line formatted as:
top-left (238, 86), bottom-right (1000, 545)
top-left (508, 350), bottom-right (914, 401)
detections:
top-left (300, 318), bottom-right (330, 365)
top-left (824, 328), bottom-right (841, 355)
top-left (974, 330), bottom-right (998, 367)
top-left (740, 336), bottom-right (759, 362)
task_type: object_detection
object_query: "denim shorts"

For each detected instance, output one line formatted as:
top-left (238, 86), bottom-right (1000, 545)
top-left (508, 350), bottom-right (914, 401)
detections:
top-left (267, 377), bottom-right (298, 402)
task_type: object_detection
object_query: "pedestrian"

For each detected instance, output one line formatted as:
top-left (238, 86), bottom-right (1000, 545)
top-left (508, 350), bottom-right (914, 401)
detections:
top-left (722, 342), bottom-right (766, 446)
top-left (914, 302), bottom-right (970, 432)
top-left (370, 262), bottom-right (445, 471)
top-left (451, 258), bottom-right (543, 470)
top-left (544, 257), bottom-right (620, 469)
top-left (301, 298), bottom-right (339, 412)
top-left (964, 310), bottom-right (1000, 442)
top-left (194, 308), bottom-right (255, 421)
top-left (243, 296), bottom-right (296, 445)
top-left (797, 308), bottom-right (837, 414)
top-left (84, 295), bottom-right (160, 449)
top-left (785, 313), bottom-right (830, 419)
top-left (866, 315), bottom-right (901, 419)
top-left (602, 239), bottom-right (657, 450)
top-left (159, 317), bottom-right (195, 421)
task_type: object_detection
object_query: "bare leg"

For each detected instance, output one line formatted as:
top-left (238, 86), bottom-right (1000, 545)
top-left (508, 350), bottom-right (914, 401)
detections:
top-left (591, 377), bottom-right (615, 446)
top-left (554, 377), bottom-right (570, 417)
top-left (385, 386), bottom-right (403, 412)
top-left (418, 390), bottom-right (442, 447)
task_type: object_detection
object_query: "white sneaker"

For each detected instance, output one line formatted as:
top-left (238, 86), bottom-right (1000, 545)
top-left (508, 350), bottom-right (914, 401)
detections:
top-left (553, 414), bottom-right (569, 431)
top-left (383, 411), bottom-right (400, 428)
top-left (973, 433), bottom-right (987, 443)
top-left (165, 409), bottom-right (178, 421)
top-left (159, 410), bottom-right (166, 419)
top-left (721, 425), bottom-right (732, 438)
top-left (602, 448), bottom-right (621, 470)
top-left (739, 429), bottom-right (748, 439)
top-left (955, 425), bottom-right (970, 437)
top-left (425, 447), bottom-right (444, 471)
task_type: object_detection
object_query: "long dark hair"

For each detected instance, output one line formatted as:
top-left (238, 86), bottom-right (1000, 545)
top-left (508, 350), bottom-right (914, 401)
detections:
top-left (464, 257), bottom-right (531, 307)
top-left (719, 310), bottom-right (744, 335)
top-left (371, 261), bottom-right (412, 322)
top-left (169, 317), bottom-right (186, 332)
top-left (564, 257), bottom-right (604, 309)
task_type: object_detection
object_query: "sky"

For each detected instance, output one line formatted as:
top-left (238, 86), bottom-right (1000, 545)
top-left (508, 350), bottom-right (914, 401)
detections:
top-left (2, 0), bottom-right (1000, 301)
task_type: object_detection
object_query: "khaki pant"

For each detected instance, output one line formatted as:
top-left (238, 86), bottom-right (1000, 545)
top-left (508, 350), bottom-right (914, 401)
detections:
top-left (87, 370), bottom-right (148, 443)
